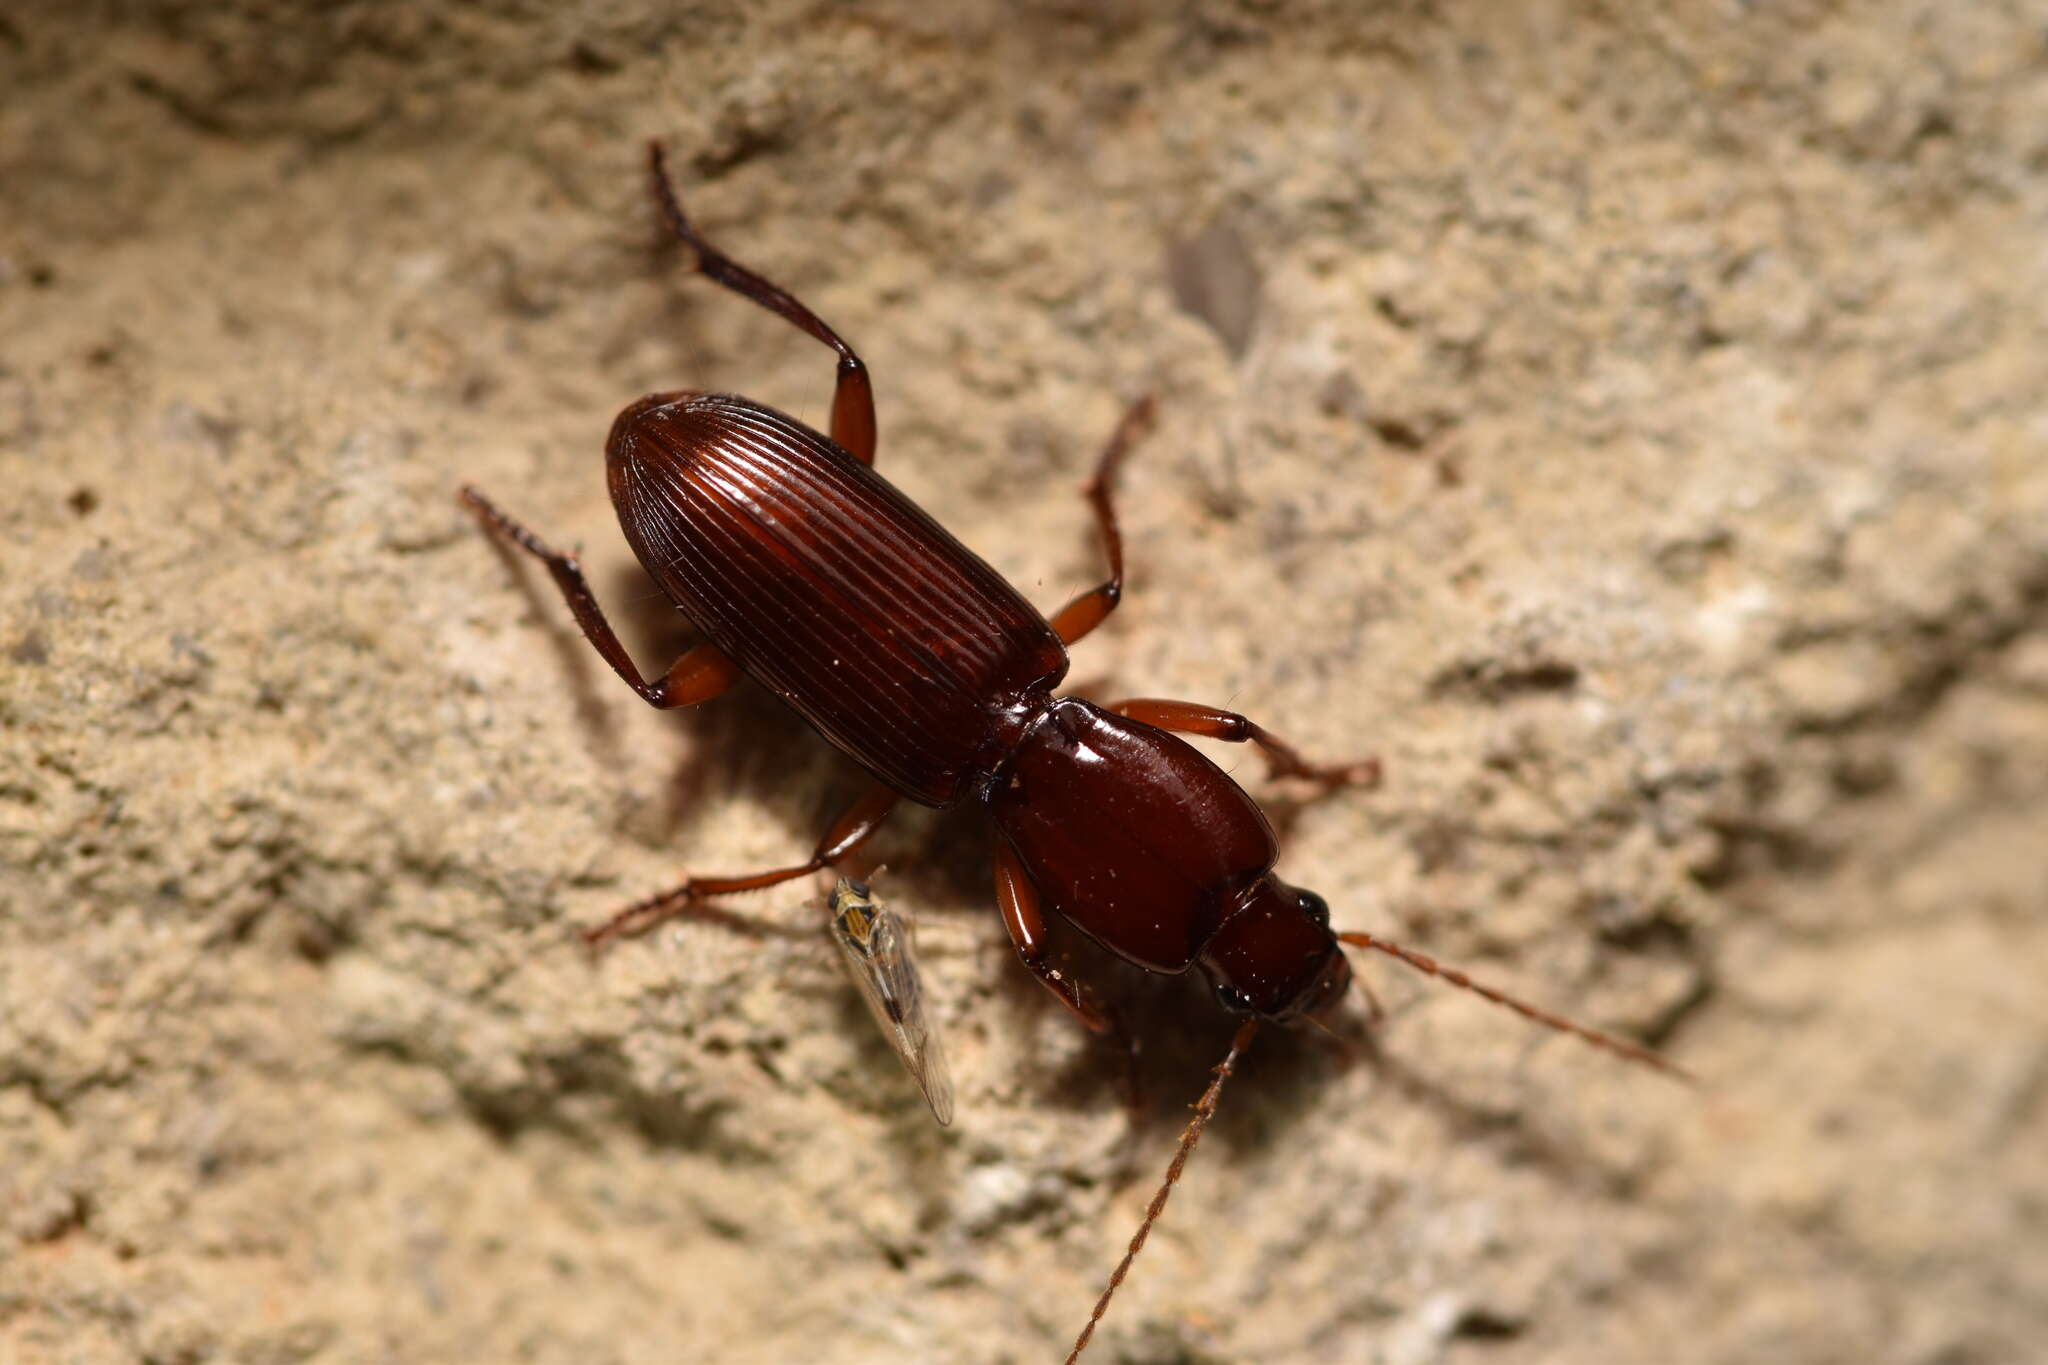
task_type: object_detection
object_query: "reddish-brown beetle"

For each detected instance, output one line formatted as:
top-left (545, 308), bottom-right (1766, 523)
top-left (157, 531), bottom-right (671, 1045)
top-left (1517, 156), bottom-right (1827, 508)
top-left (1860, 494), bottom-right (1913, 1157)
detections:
top-left (462, 142), bottom-right (1687, 1361)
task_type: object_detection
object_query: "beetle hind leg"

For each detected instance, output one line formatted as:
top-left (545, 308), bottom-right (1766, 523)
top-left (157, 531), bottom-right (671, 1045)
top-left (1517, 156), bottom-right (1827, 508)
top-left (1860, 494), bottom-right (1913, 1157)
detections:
top-left (646, 141), bottom-right (878, 466)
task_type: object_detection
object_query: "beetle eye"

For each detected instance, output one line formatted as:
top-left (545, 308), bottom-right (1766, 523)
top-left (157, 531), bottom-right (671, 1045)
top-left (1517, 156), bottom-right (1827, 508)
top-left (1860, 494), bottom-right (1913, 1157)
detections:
top-left (1212, 980), bottom-right (1255, 1014)
top-left (1296, 889), bottom-right (1330, 928)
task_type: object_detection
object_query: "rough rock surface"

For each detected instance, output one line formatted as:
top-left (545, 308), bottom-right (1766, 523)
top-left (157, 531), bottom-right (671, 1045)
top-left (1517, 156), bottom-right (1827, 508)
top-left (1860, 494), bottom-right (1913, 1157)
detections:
top-left (4, 5), bottom-right (2045, 1363)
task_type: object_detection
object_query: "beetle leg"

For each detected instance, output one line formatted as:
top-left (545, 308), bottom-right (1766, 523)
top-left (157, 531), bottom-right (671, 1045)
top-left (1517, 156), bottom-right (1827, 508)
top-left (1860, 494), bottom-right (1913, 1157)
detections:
top-left (1049, 396), bottom-right (1157, 647)
top-left (994, 842), bottom-right (1112, 1033)
top-left (460, 486), bottom-right (743, 709)
top-left (1109, 698), bottom-right (1381, 788)
top-left (583, 786), bottom-right (900, 948)
top-left (647, 142), bottom-right (878, 466)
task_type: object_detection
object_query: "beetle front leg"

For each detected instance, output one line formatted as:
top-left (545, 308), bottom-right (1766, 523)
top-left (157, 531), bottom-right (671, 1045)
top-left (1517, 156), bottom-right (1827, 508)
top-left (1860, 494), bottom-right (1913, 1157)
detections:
top-left (461, 485), bottom-right (741, 709)
top-left (994, 842), bottom-right (1113, 1033)
top-left (583, 786), bottom-right (900, 949)
top-left (1109, 698), bottom-right (1381, 788)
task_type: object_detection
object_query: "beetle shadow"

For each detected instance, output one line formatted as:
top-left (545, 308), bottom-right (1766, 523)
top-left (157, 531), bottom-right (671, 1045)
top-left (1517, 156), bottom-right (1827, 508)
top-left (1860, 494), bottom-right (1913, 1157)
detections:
top-left (467, 528), bottom-right (861, 934)
top-left (899, 846), bottom-right (1367, 1184)
top-left (484, 546), bottom-right (1386, 1172)
top-left (595, 558), bottom-right (913, 930)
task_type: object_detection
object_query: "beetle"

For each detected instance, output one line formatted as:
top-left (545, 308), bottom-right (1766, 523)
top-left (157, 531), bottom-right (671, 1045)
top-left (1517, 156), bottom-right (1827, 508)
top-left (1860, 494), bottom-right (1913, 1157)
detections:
top-left (461, 142), bottom-right (1688, 1362)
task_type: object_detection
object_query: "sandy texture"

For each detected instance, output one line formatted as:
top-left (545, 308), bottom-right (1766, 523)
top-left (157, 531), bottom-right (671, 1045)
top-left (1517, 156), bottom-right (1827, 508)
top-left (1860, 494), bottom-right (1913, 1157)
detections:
top-left (5, 4), bottom-right (2047, 1363)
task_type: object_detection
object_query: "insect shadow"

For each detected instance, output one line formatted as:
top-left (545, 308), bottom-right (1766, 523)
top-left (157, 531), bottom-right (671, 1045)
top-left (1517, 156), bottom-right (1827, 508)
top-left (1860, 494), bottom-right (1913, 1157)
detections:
top-left (481, 542), bottom-right (1353, 1155)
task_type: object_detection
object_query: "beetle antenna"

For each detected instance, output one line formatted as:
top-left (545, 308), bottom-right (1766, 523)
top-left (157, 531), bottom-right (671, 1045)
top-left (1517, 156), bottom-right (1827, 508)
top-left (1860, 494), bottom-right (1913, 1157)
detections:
top-left (1065, 1017), bottom-right (1260, 1365)
top-left (1335, 931), bottom-right (1692, 1083)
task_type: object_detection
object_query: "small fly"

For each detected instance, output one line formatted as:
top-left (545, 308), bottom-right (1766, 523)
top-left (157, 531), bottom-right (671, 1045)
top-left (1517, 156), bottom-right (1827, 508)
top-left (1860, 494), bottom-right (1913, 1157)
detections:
top-left (828, 877), bottom-right (956, 1126)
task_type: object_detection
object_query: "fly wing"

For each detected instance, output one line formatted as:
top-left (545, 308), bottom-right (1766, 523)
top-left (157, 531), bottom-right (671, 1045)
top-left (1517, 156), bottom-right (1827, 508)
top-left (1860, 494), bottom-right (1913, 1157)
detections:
top-left (829, 883), bottom-right (956, 1127)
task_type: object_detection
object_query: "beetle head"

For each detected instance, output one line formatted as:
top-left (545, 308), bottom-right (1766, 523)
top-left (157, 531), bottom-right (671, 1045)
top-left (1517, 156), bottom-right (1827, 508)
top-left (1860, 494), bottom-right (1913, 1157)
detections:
top-left (1199, 875), bottom-right (1352, 1021)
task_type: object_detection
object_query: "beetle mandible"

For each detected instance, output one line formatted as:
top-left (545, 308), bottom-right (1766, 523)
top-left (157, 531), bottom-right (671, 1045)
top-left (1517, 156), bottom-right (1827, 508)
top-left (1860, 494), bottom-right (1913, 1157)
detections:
top-left (461, 142), bottom-right (1689, 1362)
